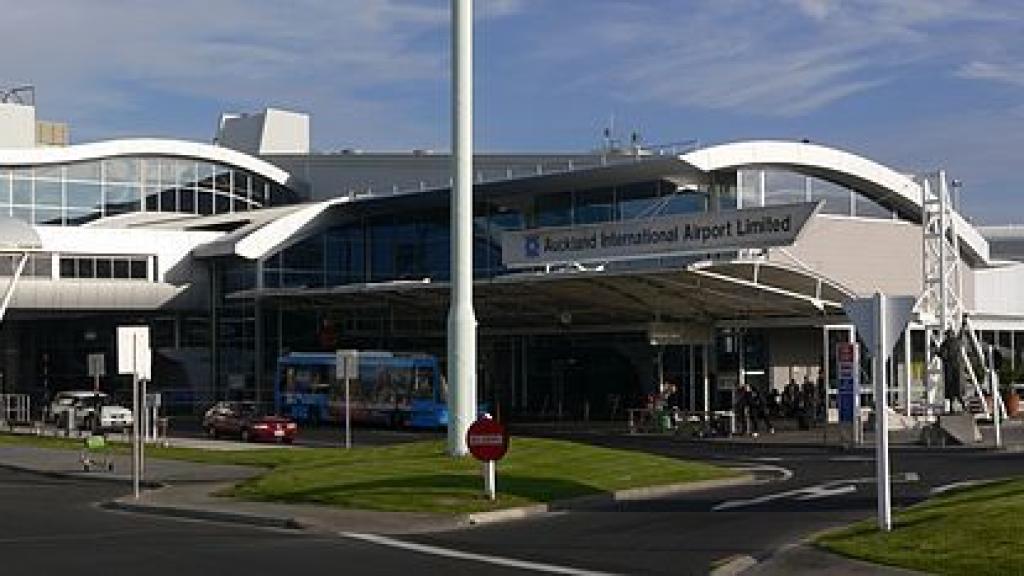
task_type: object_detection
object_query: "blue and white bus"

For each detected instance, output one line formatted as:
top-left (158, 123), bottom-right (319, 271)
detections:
top-left (274, 351), bottom-right (449, 428)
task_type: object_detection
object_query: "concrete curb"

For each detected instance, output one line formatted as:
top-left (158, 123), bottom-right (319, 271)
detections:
top-left (0, 461), bottom-right (164, 489)
top-left (102, 497), bottom-right (303, 530)
top-left (465, 474), bottom-right (757, 526)
top-left (98, 473), bottom-right (758, 533)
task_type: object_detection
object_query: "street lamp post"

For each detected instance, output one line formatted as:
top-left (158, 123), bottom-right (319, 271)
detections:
top-left (447, 0), bottom-right (477, 456)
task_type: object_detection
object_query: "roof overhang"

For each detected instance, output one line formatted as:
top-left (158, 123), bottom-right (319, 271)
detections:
top-left (0, 138), bottom-right (291, 186)
top-left (228, 260), bottom-right (848, 334)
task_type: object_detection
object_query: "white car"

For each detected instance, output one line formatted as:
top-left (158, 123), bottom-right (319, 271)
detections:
top-left (49, 391), bottom-right (133, 431)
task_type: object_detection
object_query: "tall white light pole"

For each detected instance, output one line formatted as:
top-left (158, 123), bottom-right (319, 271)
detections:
top-left (447, 0), bottom-right (477, 456)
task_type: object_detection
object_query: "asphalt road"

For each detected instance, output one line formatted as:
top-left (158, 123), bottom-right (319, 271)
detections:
top-left (0, 467), bottom-right (531, 576)
top-left (2, 434), bottom-right (1023, 575)
top-left (406, 434), bottom-right (1024, 575)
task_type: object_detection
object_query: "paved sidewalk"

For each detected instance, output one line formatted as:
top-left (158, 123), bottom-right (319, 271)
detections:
top-left (0, 444), bottom-right (259, 484)
top-left (739, 544), bottom-right (926, 576)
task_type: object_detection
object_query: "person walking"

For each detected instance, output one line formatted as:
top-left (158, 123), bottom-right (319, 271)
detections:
top-left (751, 386), bottom-right (774, 436)
top-left (733, 384), bottom-right (751, 435)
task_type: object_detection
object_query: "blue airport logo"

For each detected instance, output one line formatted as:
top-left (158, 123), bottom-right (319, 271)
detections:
top-left (524, 235), bottom-right (541, 258)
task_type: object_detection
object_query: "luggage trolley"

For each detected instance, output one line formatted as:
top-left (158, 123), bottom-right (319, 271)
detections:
top-left (80, 434), bottom-right (114, 472)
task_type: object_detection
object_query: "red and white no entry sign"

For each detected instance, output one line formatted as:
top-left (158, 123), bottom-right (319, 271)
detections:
top-left (466, 417), bottom-right (508, 462)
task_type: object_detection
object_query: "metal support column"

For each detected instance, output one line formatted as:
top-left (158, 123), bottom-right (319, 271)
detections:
top-left (903, 327), bottom-right (912, 417)
top-left (702, 345), bottom-right (710, 413)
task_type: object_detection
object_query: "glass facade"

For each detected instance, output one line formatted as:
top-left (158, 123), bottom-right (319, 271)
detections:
top-left (0, 156), bottom-right (299, 225)
top-left (737, 169), bottom-right (895, 219)
top-left (260, 179), bottom-right (712, 289)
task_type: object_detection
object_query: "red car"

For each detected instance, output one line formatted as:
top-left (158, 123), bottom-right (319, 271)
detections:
top-left (202, 401), bottom-right (297, 443)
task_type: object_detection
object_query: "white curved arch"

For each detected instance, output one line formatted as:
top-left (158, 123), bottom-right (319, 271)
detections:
top-left (0, 138), bottom-right (290, 185)
top-left (681, 140), bottom-right (989, 264)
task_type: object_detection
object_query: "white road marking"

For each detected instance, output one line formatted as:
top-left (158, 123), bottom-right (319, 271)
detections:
top-left (725, 462), bottom-right (794, 482)
top-left (712, 486), bottom-right (815, 511)
top-left (341, 532), bottom-right (620, 576)
top-left (794, 484), bottom-right (857, 501)
top-left (712, 471), bottom-right (921, 511)
top-left (930, 479), bottom-right (989, 495)
top-left (750, 456), bottom-right (783, 462)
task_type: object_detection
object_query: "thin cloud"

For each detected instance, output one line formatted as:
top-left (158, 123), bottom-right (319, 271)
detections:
top-left (536, 0), bottom-right (1024, 117)
top-left (957, 61), bottom-right (1024, 88)
top-left (0, 0), bottom-right (522, 147)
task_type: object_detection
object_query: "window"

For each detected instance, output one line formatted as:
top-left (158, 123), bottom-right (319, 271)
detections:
top-left (59, 258), bottom-right (75, 278)
top-left (574, 187), bottom-right (614, 225)
top-left (77, 258), bottom-right (94, 279)
top-left (12, 172), bottom-right (31, 206)
top-left (96, 258), bottom-right (112, 279)
top-left (130, 259), bottom-right (147, 279)
top-left (533, 192), bottom-right (572, 228)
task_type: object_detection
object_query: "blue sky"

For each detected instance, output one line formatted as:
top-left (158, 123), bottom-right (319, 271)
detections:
top-left (2, 0), bottom-right (1023, 223)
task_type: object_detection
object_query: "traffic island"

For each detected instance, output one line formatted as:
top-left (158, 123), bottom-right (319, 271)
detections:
top-left (149, 437), bottom-right (738, 515)
top-left (816, 478), bottom-right (1024, 575)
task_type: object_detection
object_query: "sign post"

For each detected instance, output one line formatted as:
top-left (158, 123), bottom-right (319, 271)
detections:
top-left (466, 416), bottom-right (509, 501)
top-left (336, 350), bottom-right (358, 450)
top-left (118, 326), bottom-right (151, 500)
top-left (87, 353), bottom-right (105, 393)
top-left (844, 294), bottom-right (915, 532)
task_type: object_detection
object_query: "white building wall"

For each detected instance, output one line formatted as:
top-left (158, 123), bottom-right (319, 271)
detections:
top-left (4, 226), bottom-right (223, 311)
top-left (35, 226), bottom-right (220, 282)
top-left (0, 102), bottom-right (36, 149)
top-left (970, 262), bottom-right (1024, 317)
top-left (217, 108), bottom-right (309, 156)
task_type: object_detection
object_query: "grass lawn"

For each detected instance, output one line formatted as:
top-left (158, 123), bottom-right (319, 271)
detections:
top-left (817, 478), bottom-right (1024, 576)
top-left (0, 433), bottom-right (735, 514)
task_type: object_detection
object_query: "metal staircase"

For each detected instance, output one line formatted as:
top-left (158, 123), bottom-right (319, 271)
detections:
top-left (916, 171), bottom-right (996, 418)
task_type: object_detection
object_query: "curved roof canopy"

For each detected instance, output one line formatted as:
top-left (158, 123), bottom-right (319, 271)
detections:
top-left (0, 138), bottom-right (290, 186)
top-left (681, 140), bottom-right (988, 264)
top-left (192, 139), bottom-right (990, 267)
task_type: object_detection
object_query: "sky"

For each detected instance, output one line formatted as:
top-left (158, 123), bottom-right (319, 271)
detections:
top-left (2, 0), bottom-right (1023, 223)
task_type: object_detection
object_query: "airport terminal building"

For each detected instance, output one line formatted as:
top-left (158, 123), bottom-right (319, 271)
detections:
top-left (2, 96), bottom-right (1023, 422)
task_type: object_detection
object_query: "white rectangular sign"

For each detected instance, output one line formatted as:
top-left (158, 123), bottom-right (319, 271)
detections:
top-left (87, 353), bottom-right (105, 377)
top-left (336, 349), bottom-right (359, 380)
top-left (501, 201), bottom-right (821, 268)
top-left (117, 326), bottom-right (151, 380)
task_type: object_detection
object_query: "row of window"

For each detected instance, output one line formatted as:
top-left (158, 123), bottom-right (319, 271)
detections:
top-left (59, 256), bottom-right (149, 280)
top-left (0, 156), bottom-right (300, 225)
top-left (0, 254), bottom-right (152, 281)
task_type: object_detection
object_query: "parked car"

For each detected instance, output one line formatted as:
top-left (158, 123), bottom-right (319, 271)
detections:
top-left (48, 391), bottom-right (133, 432)
top-left (202, 401), bottom-right (297, 443)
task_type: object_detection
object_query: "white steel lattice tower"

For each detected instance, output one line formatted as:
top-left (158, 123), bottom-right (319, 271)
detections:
top-left (918, 170), bottom-right (964, 414)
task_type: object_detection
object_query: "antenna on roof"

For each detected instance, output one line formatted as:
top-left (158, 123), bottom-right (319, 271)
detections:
top-left (602, 113), bottom-right (620, 151)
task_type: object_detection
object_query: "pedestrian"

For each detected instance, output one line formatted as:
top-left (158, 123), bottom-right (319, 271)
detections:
top-left (751, 386), bottom-right (774, 436)
top-left (733, 384), bottom-right (750, 435)
top-left (799, 376), bottom-right (816, 430)
top-left (768, 387), bottom-right (781, 419)
top-left (815, 373), bottom-right (827, 424)
top-left (783, 378), bottom-right (799, 419)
